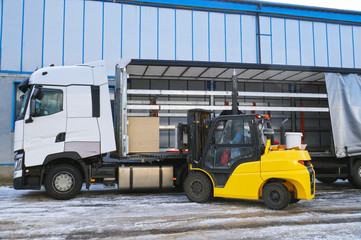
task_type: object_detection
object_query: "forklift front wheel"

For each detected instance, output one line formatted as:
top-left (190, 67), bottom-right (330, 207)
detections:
top-left (263, 182), bottom-right (291, 210)
top-left (184, 172), bottom-right (213, 203)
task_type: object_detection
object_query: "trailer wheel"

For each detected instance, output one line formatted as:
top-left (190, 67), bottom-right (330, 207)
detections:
top-left (184, 172), bottom-right (212, 203)
top-left (316, 177), bottom-right (338, 184)
top-left (351, 161), bottom-right (361, 189)
top-left (45, 164), bottom-right (83, 200)
top-left (263, 182), bottom-right (291, 210)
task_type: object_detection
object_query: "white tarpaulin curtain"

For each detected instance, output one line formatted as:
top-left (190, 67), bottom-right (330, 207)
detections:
top-left (325, 73), bottom-right (361, 158)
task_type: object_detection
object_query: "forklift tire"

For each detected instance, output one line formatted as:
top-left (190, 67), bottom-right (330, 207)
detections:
top-left (45, 164), bottom-right (83, 200)
top-left (263, 182), bottom-right (291, 210)
top-left (184, 172), bottom-right (212, 203)
top-left (350, 161), bottom-right (361, 189)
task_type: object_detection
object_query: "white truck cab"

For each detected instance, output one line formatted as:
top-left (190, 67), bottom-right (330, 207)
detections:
top-left (13, 61), bottom-right (115, 194)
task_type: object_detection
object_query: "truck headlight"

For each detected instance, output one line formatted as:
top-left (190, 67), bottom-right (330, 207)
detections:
top-left (14, 153), bottom-right (24, 171)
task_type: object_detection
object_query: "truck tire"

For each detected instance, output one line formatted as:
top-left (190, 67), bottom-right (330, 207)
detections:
top-left (316, 177), bottom-right (338, 184)
top-left (263, 182), bottom-right (291, 210)
top-left (351, 161), bottom-right (361, 189)
top-left (45, 164), bottom-right (83, 200)
top-left (184, 172), bottom-right (212, 203)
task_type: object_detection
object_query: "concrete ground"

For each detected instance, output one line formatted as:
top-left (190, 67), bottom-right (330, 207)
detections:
top-left (0, 181), bottom-right (361, 239)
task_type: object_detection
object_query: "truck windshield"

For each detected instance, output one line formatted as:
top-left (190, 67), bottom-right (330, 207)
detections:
top-left (17, 86), bottom-right (32, 121)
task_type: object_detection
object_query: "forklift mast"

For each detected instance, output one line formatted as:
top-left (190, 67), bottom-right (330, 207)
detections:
top-left (186, 109), bottom-right (212, 168)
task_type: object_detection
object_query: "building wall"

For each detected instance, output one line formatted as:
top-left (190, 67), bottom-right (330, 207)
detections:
top-left (1, 0), bottom-right (361, 77)
top-left (0, 0), bottom-right (359, 167)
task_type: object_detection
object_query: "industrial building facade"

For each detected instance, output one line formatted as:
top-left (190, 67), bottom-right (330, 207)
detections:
top-left (1, 0), bottom-right (361, 167)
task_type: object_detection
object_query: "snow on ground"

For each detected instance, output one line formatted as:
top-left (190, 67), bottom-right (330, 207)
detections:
top-left (0, 181), bottom-right (361, 239)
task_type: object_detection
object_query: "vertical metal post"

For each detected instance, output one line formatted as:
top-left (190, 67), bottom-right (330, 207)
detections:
top-left (256, 13), bottom-right (262, 64)
top-left (291, 84), bottom-right (296, 132)
top-left (209, 80), bottom-right (215, 117)
top-left (115, 64), bottom-right (129, 158)
top-left (232, 69), bottom-right (238, 115)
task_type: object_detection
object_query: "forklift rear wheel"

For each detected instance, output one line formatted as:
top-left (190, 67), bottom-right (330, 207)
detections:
top-left (263, 182), bottom-right (291, 210)
top-left (45, 164), bottom-right (83, 200)
top-left (184, 172), bottom-right (212, 203)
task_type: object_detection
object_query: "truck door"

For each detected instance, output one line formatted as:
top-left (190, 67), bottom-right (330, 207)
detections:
top-left (23, 87), bottom-right (67, 167)
top-left (202, 117), bottom-right (259, 188)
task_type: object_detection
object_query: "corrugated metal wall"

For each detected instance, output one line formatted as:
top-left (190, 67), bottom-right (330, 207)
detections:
top-left (1, 0), bottom-right (361, 76)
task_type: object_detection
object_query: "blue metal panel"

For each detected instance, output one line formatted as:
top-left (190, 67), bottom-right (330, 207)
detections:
top-left (300, 21), bottom-right (314, 66)
top-left (11, 81), bottom-right (16, 132)
top-left (193, 10), bottom-right (208, 61)
top-left (285, 19), bottom-right (300, 65)
top-left (259, 16), bottom-right (270, 34)
top-left (313, 22), bottom-right (328, 67)
top-left (354, 26), bottom-right (361, 68)
top-left (1, 0), bottom-right (23, 71)
top-left (20, 0), bottom-right (25, 71)
top-left (260, 35), bottom-right (271, 64)
top-left (271, 17), bottom-right (286, 65)
top-left (123, 0), bottom-right (361, 24)
top-left (43, 0), bottom-right (63, 68)
top-left (140, 6), bottom-right (157, 59)
top-left (159, 8), bottom-right (175, 60)
top-left (241, 15), bottom-right (257, 63)
top-left (175, 9), bottom-right (192, 60)
top-left (340, 25), bottom-right (354, 68)
top-left (83, 1), bottom-right (102, 63)
top-left (327, 23), bottom-right (341, 67)
top-left (103, 2), bottom-right (121, 75)
top-left (120, 3), bottom-right (123, 58)
top-left (0, 0), bottom-right (3, 69)
top-left (122, 4), bottom-right (140, 59)
top-left (209, 12), bottom-right (225, 62)
top-left (225, 13), bottom-right (241, 63)
top-left (22, 0), bottom-right (43, 72)
top-left (64, 0), bottom-right (83, 66)
top-left (62, 0), bottom-right (66, 65)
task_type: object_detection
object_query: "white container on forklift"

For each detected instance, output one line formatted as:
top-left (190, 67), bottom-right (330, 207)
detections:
top-left (285, 132), bottom-right (303, 149)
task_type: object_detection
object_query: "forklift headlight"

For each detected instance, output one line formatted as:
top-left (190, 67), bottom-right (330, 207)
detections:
top-left (14, 153), bottom-right (24, 171)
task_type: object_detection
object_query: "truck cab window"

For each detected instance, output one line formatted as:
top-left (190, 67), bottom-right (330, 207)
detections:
top-left (34, 89), bottom-right (63, 117)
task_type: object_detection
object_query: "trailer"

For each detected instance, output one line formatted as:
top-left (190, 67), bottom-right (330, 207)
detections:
top-left (120, 59), bottom-right (361, 188)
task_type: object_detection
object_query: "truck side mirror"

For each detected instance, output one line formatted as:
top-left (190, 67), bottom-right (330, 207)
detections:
top-left (25, 98), bottom-right (36, 123)
top-left (25, 88), bottom-right (42, 123)
top-left (32, 88), bottom-right (43, 100)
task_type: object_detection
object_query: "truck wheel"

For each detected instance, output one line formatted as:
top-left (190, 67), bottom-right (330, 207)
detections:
top-left (184, 172), bottom-right (212, 203)
top-left (351, 161), bottom-right (361, 188)
top-left (263, 182), bottom-right (291, 210)
top-left (45, 164), bottom-right (83, 200)
top-left (316, 177), bottom-right (338, 184)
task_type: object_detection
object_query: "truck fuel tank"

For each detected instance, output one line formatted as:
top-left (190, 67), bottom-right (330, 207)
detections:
top-left (118, 166), bottom-right (174, 190)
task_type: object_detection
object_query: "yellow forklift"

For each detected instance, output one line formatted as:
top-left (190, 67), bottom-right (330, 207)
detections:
top-left (181, 73), bottom-right (315, 210)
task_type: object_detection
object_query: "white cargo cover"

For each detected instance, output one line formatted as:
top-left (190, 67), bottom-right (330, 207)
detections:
top-left (325, 73), bottom-right (361, 158)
